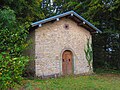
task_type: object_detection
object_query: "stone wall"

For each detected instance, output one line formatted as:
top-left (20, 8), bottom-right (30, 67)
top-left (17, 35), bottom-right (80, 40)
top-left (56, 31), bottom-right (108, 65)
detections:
top-left (34, 18), bottom-right (92, 77)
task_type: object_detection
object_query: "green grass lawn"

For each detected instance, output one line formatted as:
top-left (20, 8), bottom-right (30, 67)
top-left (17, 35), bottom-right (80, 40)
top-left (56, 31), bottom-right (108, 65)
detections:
top-left (16, 74), bottom-right (120, 90)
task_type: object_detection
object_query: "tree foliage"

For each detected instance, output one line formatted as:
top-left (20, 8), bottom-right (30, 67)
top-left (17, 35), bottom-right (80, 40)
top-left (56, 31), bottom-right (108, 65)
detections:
top-left (0, 52), bottom-right (28, 89)
top-left (81, 0), bottom-right (120, 33)
top-left (93, 33), bottom-right (120, 70)
top-left (0, 0), bottom-right (44, 23)
top-left (0, 8), bottom-right (28, 56)
top-left (0, 7), bottom-right (29, 89)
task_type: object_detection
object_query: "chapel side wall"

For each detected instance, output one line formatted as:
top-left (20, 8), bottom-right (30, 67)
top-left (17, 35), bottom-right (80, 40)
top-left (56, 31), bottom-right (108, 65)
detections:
top-left (25, 30), bottom-right (35, 76)
top-left (35, 18), bottom-right (92, 77)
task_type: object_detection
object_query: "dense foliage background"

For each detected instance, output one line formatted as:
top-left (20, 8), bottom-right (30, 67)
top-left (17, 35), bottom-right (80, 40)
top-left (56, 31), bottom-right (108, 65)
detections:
top-left (0, 7), bottom-right (29, 89)
top-left (0, 0), bottom-right (120, 89)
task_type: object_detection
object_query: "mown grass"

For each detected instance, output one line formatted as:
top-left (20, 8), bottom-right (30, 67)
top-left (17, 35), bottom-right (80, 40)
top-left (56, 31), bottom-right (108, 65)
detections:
top-left (15, 73), bottom-right (120, 90)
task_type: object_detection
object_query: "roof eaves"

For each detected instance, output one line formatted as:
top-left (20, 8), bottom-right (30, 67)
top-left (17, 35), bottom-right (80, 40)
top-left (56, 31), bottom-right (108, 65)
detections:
top-left (73, 12), bottom-right (102, 33)
top-left (31, 11), bottom-right (74, 27)
top-left (31, 10), bottom-right (102, 33)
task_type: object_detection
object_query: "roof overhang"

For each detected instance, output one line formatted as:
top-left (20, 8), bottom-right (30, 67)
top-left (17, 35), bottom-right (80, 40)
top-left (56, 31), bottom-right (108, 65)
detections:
top-left (31, 11), bottom-right (102, 33)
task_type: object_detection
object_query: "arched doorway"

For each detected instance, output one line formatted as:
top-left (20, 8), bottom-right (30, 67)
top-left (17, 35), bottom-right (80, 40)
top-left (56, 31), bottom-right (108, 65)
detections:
top-left (62, 50), bottom-right (73, 75)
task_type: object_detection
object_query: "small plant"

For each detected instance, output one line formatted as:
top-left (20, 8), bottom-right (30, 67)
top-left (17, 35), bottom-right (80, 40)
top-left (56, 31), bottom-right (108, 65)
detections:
top-left (84, 38), bottom-right (93, 72)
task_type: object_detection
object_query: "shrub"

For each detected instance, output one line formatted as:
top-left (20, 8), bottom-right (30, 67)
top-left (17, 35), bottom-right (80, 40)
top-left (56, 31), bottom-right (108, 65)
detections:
top-left (0, 7), bottom-right (29, 89)
top-left (0, 52), bottom-right (29, 89)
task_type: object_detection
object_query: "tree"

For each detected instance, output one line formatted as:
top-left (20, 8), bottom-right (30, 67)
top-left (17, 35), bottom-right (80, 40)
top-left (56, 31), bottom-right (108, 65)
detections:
top-left (0, 7), bottom-right (29, 89)
top-left (0, 0), bottom-right (44, 23)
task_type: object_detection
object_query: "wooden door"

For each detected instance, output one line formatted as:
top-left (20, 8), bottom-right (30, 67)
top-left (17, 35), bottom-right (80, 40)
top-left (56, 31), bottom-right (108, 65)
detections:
top-left (62, 50), bottom-right (73, 75)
